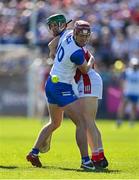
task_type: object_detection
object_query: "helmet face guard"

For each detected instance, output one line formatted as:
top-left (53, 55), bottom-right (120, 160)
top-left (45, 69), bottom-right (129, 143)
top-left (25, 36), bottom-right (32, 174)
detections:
top-left (129, 57), bottom-right (139, 70)
top-left (46, 14), bottom-right (66, 36)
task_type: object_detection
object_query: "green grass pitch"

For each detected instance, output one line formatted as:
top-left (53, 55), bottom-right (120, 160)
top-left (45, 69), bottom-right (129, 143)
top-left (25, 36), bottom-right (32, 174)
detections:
top-left (0, 117), bottom-right (139, 179)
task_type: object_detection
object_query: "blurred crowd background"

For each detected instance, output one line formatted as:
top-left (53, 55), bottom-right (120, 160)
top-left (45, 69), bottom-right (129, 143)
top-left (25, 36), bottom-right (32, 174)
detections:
top-left (0, 0), bottom-right (139, 59)
top-left (0, 0), bottom-right (139, 118)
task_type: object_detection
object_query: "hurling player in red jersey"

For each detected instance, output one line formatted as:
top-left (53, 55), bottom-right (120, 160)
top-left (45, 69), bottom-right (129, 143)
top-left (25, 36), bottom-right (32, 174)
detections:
top-left (74, 47), bottom-right (108, 168)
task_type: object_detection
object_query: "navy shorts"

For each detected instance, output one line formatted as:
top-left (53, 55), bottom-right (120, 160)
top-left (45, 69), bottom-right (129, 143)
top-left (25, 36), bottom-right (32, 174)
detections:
top-left (45, 76), bottom-right (78, 107)
top-left (125, 94), bottom-right (139, 104)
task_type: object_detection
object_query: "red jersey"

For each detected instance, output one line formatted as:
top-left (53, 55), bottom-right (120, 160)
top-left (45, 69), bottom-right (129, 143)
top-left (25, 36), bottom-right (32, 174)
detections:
top-left (74, 49), bottom-right (95, 83)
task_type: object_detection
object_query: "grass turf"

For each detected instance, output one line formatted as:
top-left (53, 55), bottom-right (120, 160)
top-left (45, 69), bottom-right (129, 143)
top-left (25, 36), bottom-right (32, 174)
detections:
top-left (0, 117), bottom-right (139, 179)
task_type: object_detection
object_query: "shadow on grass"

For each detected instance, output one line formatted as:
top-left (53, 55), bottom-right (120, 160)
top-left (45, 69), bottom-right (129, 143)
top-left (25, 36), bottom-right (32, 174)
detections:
top-left (0, 165), bottom-right (121, 174)
top-left (42, 165), bottom-right (121, 173)
top-left (0, 165), bottom-right (18, 169)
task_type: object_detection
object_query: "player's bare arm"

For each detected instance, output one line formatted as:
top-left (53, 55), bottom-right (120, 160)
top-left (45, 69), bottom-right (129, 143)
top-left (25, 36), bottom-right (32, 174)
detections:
top-left (78, 55), bottom-right (94, 74)
top-left (48, 36), bottom-right (60, 59)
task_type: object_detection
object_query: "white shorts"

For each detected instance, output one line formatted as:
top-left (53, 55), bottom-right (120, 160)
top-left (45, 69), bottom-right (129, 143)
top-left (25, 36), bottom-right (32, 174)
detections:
top-left (73, 69), bottom-right (103, 99)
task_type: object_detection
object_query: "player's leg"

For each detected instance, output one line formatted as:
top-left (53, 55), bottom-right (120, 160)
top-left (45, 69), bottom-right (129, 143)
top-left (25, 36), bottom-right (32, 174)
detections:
top-left (129, 103), bottom-right (136, 127)
top-left (87, 123), bottom-right (102, 152)
top-left (81, 97), bottom-right (99, 151)
top-left (84, 97), bottom-right (108, 168)
top-left (79, 97), bottom-right (99, 161)
top-left (26, 104), bottom-right (63, 167)
top-left (129, 96), bottom-right (138, 127)
top-left (33, 104), bottom-right (63, 149)
top-left (90, 123), bottom-right (108, 168)
top-left (39, 134), bottom-right (52, 153)
top-left (64, 100), bottom-right (95, 170)
top-left (77, 70), bottom-right (108, 168)
top-left (117, 96), bottom-right (128, 127)
top-left (82, 97), bottom-right (108, 168)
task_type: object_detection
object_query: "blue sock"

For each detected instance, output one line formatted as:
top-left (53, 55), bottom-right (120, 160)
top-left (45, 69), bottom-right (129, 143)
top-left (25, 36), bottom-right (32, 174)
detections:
top-left (82, 156), bottom-right (90, 164)
top-left (31, 148), bottom-right (39, 155)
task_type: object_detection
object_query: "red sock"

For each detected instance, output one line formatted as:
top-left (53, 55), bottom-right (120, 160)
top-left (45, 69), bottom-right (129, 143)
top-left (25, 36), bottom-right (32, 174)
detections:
top-left (98, 151), bottom-right (104, 161)
top-left (91, 152), bottom-right (99, 162)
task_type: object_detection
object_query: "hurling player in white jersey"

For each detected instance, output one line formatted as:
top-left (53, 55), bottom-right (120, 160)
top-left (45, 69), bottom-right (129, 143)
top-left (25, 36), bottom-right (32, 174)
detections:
top-left (26, 15), bottom-right (96, 170)
top-left (117, 58), bottom-right (139, 127)
top-left (46, 14), bottom-right (108, 168)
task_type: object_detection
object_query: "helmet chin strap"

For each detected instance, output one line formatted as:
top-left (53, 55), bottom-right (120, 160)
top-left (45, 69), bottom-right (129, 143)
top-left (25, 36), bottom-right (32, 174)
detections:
top-left (73, 35), bottom-right (82, 47)
top-left (58, 22), bottom-right (66, 32)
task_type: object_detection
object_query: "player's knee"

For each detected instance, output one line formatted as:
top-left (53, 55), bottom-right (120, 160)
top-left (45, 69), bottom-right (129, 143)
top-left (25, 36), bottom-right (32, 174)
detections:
top-left (77, 118), bottom-right (87, 130)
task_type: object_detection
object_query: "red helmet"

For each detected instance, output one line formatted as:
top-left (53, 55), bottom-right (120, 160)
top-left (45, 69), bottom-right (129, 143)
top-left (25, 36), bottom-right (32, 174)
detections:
top-left (74, 20), bottom-right (91, 36)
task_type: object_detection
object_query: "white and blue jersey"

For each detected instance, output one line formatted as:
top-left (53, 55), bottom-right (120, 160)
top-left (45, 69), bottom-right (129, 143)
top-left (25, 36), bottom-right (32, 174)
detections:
top-left (50, 33), bottom-right (84, 84)
top-left (45, 31), bottom-right (85, 107)
top-left (58, 29), bottom-right (72, 46)
top-left (122, 68), bottom-right (139, 103)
